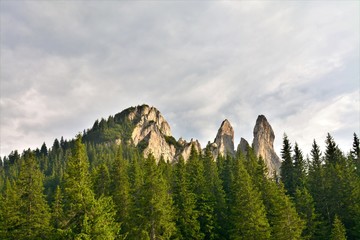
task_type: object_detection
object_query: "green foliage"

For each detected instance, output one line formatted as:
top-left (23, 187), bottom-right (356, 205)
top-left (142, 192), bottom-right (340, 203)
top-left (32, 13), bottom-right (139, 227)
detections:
top-left (1, 121), bottom-right (359, 240)
top-left (331, 215), bottom-right (347, 240)
top-left (229, 155), bottom-right (271, 240)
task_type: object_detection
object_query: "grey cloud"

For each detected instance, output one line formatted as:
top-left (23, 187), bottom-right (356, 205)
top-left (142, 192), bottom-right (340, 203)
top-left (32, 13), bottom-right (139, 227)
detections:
top-left (1, 1), bottom-right (359, 156)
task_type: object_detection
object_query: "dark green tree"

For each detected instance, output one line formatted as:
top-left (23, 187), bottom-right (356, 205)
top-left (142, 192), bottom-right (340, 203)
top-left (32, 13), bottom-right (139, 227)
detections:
top-left (172, 156), bottom-right (202, 239)
top-left (280, 134), bottom-right (294, 196)
top-left (131, 154), bottom-right (175, 240)
top-left (93, 163), bottom-right (111, 198)
top-left (229, 155), bottom-right (271, 240)
top-left (16, 152), bottom-right (51, 239)
top-left (294, 187), bottom-right (318, 240)
top-left (111, 145), bottom-right (131, 237)
top-left (0, 179), bottom-right (21, 239)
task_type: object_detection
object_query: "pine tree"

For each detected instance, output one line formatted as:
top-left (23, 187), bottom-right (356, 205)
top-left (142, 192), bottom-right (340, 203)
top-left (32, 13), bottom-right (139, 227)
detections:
top-left (294, 187), bottom-right (318, 240)
top-left (202, 147), bottom-right (227, 239)
top-left (351, 133), bottom-right (360, 176)
top-left (172, 156), bottom-right (202, 239)
top-left (262, 180), bottom-right (304, 240)
top-left (280, 134), bottom-right (294, 196)
top-left (229, 155), bottom-right (271, 240)
top-left (293, 143), bottom-right (306, 190)
top-left (131, 154), bottom-right (175, 239)
top-left (111, 145), bottom-right (131, 237)
top-left (330, 215), bottom-right (347, 240)
top-left (0, 179), bottom-right (21, 239)
top-left (63, 135), bottom-right (118, 239)
top-left (93, 163), bottom-right (111, 198)
top-left (15, 152), bottom-right (51, 239)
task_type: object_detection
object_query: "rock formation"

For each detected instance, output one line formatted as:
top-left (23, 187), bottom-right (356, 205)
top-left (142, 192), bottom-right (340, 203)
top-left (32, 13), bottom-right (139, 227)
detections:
top-left (211, 119), bottom-right (235, 159)
top-left (113, 105), bottom-right (281, 172)
top-left (177, 138), bottom-right (202, 161)
top-left (237, 137), bottom-right (250, 156)
top-left (115, 105), bottom-right (176, 161)
top-left (252, 115), bottom-right (281, 176)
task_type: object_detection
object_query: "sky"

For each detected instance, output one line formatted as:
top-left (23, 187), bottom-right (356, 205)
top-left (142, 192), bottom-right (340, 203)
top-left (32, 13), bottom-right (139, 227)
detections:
top-left (1, 1), bottom-right (359, 158)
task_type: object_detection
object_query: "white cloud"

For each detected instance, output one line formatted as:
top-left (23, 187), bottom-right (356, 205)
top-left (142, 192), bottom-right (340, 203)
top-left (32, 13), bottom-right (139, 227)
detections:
top-left (0, 1), bottom-right (359, 157)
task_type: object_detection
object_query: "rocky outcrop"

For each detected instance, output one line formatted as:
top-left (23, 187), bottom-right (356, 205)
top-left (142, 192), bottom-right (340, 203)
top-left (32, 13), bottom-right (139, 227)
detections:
top-left (116, 105), bottom-right (175, 161)
top-left (237, 137), bottom-right (250, 156)
top-left (211, 119), bottom-right (235, 159)
top-left (177, 138), bottom-right (202, 161)
top-left (252, 115), bottom-right (281, 176)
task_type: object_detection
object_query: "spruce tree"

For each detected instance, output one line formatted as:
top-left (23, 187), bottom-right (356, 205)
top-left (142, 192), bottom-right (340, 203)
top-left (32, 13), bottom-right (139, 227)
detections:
top-left (111, 145), bottom-right (131, 237)
top-left (330, 215), bottom-right (347, 240)
top-left (93, 163), bottom-right (111, 198)
top-left (15, 152), bottom-right (51, 239)
top-left (280, 134), bottom-right (294, 196)
top-left (229, 155), bottom-right (271, 240)
top-left (172, 156), bottom-right (202, 239)
top-left (293, 143), bottom-right (306, 190)
top-left (63, 135), bottom-right (118, 239)
top-left (294, 187), bottom-right (318, 240)
top-left (131, 154), bottom-right (175, 239)
top-left (0, 179), bottom-right (21, 239)
top-left (202, 147), bottom-right (227, 239)
top-left (262, 180), bottom-right (304, 240)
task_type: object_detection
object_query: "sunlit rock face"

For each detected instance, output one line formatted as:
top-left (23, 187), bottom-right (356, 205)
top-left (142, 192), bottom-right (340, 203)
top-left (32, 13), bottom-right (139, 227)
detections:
top-left (252, 115), bottom-right (281, 176)
top-left (211, 119), bottom-right (235, 159)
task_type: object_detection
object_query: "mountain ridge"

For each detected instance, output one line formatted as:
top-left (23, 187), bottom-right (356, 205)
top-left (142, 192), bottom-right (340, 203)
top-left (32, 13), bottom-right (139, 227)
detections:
top-left (82, 104), bottom-right (281, 175)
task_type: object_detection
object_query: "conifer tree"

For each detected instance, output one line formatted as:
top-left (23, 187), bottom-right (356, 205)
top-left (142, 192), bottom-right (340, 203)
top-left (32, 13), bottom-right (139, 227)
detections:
top-left (280, 134), bottom-right (294, 196)
top-left (172, 156), bottom-right (202, 239)
top-left (351, 133), bottom-right (360, 176)
top-left (16, 152), bottom-right (51, 239)
top-left (293, 143), bottom-right (306, 190)
top-left (229, 155), bottom-right (271, 240)
top-left (63, 135), bottom-right (118, 239)
top-left (111, 145), bottom-right (131, 237)
top-left (187, 146), bottom-right (215, 239)
top-left (330, 215), bottom-right (347, 240)
top-left (131, 154), bottom-right (175, 239)
top-left (0, 179), bottom-right (21, 239)
top-left (202, 147), bottom-right (227, 239)
top-left (294, 187), bottom-right (318, 240)
top-left (93, 163), bottom-right (111, 198)
top-left (262, 180), bottom-right (304, 240)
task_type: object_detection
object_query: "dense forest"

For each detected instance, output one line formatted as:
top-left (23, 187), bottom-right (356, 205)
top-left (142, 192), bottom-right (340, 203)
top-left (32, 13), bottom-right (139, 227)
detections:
top-left (0, 120), bottom-right (359, 239)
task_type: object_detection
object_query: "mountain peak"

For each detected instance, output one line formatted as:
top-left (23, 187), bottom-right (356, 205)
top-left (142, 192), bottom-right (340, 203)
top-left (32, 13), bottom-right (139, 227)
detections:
top-left (252, 115), bottom-right (281, 175)
top-left (212, 119), bottom-right (235, 158)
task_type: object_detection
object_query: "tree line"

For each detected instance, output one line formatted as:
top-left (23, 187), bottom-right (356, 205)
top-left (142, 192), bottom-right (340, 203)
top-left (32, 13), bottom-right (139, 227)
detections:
top-left (0, 132), bottom-right (359, 239)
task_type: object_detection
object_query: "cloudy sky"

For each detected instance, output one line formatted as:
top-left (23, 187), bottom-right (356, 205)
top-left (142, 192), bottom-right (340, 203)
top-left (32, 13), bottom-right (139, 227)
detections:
top-left (1, 1), bottom-right (359, 158)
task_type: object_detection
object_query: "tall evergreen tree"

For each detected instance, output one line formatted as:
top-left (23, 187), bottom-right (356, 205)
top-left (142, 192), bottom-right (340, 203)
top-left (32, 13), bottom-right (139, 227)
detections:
top-left (172, 156), bottom-right (202, 239)
top-left (280, 134), bottom-right (294, 196)
top-left (111, 145), bottom-right (131, 237)
top-left (351, 133), bottom-right (360, 176)
top-left (131, 154), bottom-right (175, 240)
top-left (15, 152), bottom-right (51, 239)
top-left (330, 215), bottom-right (347, 240)
top-left (262, 181), bottom-right (304, 240)
top-left (63, 136), bottom-right (118, 239)
top-left (0, 179), bottom-right (21, 239)
top-left (202, 147), bottom-right (227, 239)
top-left (293, 143), bottom-right (306, 190)
top-left (294, 187), bottom-right (318, 240)
top-left (93, 163), bottom-right (111, 198)
top-left (229, 155), bottom-right (271, 240)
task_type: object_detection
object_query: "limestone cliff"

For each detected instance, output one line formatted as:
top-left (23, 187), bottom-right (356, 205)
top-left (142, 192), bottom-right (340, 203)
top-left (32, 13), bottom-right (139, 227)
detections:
top-left (252, 115), bottom-right (281, 175)
top-left (115, 105), bottom-right (175, 161)
top-left (211, 119), bottom-right (235, 159)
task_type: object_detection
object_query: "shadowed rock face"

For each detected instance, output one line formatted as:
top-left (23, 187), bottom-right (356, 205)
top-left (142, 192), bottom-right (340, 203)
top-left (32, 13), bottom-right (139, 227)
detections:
top-left (252, 115), bottom-right (281, 176)
top-left (237, 137), bottom-right (250, 156)
top-left (212, 119), bottom-right (235, 158)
